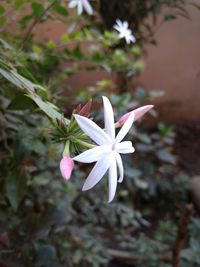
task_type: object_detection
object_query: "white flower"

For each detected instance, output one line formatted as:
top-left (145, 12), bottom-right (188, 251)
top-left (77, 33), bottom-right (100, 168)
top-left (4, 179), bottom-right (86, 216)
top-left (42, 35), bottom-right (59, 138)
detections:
top-left (68, 0), bottom-right (93, 15)
top-left (73, 96), bottom-right (135, 203)
top-left (113, 19), bottom-right (136, 44)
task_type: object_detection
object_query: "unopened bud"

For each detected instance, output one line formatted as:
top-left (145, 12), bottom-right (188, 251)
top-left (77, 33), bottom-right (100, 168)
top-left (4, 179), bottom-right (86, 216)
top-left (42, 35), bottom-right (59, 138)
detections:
top-left (116, 105), bottom-right (154, 127)
top-left (60, 156), bottom-right (74, 180)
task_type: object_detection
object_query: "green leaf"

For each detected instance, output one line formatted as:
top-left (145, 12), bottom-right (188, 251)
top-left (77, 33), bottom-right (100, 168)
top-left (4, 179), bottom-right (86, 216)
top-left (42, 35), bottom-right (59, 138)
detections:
top-left (32, 171), bottom-right (52, 186)
top-left (7, 93), bottom-right (35, 110)
top-left (27, 139), bottom-right (46, 156)
top-left (53, 4), bottom-right (68, 16)
top-left (0, 5), bottom-right (5, 14)
top-left (14, 0), bottom-right (25, 9)
top-left (33, 243), bottom-right (58, 266)
top-left (0, 67), bottom-right (35, 93)
top-left (0, 17), bottom-right (7, 25)
top-left (19, 15), bottom-right (33, 28)
top-left (156, 149), bottom-right (176, 164)
top-left (17, 65), bottom-right (37, 83)
top-left (6, 174), bottom-right (27, 212)
top-left (0, 58), bottom-right (69, 125)
top-left (31, 94), bottom-right (69, 125)
top-left (31, 2), bottom-right (44, 16)
top-left (72, 46), bottom-right (84, 60)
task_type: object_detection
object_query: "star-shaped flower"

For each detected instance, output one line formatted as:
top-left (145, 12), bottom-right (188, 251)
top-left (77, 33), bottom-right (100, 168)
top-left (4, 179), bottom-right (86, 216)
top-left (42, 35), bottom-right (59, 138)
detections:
top-left (73, 96), bottom-right (135, 202)
top-left (113, 19), bottom-right (136, 44)
top-left (68, 0), bottom-right (93, 15)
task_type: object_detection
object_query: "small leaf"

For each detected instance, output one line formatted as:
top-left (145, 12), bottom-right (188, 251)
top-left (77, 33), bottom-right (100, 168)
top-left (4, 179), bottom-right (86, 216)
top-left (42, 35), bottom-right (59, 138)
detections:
top-left (0, 6), bottom-right (5, 14)
top-left (7, 93), bottom-right (35, 110)
top-left (19, 15), bottom-right (33, 28)
top-left (33, 243), bottom-right (59, 267)
top-left (31, 3), bottom-right (44, 16)
top-left (72, 46), bottom-right (84, 60)
top-left (53, 4), bottom-right (68, 16)
top-left (32, 171), bottom-right (52, 186)
top-left (156, 149), bottom-right (176, 164)
top-left (14, 0), bottom-right (25, 8)
top-left (6, 174), bottom-right (27, 212)
top-left (31, 140), bottom-right (46, 156)
top-left (0, 17), bottom-right (7, 25)
top-left (17, 65), bottom-right (37, 82)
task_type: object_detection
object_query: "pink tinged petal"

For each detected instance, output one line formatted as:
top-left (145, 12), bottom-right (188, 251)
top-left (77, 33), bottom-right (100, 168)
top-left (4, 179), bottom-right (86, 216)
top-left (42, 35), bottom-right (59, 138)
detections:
top-left (73, 145), bottom-right (111, 163)
top-left (108, 158), bottom-right (118, 203)
top-left (102, 96), bottom-right (115, 140)
top-left (117, 105), bottom-right (154, 127)
top-left (60, 156), bottom-right (74, 180)
top-left (82, 0), bottom-right (93, 14)
top-left (82, 155), bottom-right (112, 191)
top-left (115, 112), bottom-right (135, 143)
top-left (115, 153), bottom-right (124, 183)
top-left (74, 114), bottom-right (111, 145)
top-left (115, 141), bottom-right (135, 154)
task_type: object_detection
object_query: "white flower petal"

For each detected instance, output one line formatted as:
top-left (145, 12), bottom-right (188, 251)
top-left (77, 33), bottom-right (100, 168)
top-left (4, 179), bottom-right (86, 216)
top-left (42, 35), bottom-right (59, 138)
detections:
top-left (115, 141), bottom-right (135, 154)
top-left (73, 145), bottom-right (111, 163)
top-left (82, 0), bottom-right (93, 14)
top-left (129, 35), bottom-right (136, 43)
top-left (74, 114), bottom-right (111, 145)
top-left (68, 0), bottom-right (78, 8)
top-left (77, 1), bottom-right (83, 14)
top-left (113, 25), bottom-right (121, 32)
top-left (108, 157), bottom-right (117, 203)
top-left (125, 37), bottom-right (130, 44)
top-left (116, 19), bottom-right (122, 27)
top-left (82, 156), bottom-right (112, 191)
top-left (102, 96), bottom-right (115, 140)
top-left (115, 153), bottom-right (124, 183)
top-left (115, 112), bottom-right (135, 143)
top-left (123, 21), bottom-right (128, 29)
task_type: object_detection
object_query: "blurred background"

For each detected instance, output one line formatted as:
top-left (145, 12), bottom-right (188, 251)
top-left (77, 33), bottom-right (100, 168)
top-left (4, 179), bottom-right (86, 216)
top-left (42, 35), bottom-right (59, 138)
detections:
top-left (0, 0), bottom-right (200, 267)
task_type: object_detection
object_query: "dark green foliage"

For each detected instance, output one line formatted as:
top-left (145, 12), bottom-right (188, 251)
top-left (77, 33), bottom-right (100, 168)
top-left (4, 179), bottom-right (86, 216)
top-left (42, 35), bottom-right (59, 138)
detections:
top-left (0, 1), bottom-right (198, 266)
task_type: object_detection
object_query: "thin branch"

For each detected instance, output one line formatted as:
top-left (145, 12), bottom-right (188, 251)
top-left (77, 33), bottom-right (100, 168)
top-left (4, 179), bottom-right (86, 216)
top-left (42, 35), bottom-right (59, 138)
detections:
top-left (22, 0), bottom-right (58, 45)
top-left (172, 204), bottom-right (194, 267)
top-left (108, 248), bottom-right (171, 264)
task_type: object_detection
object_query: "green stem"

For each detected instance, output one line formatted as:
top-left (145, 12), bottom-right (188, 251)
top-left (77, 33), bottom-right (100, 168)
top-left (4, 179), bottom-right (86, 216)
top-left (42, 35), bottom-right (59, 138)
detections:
top-left (76, 139), bottom-right (95, 149)
top-left (62, 141), bottom-right (70, 157)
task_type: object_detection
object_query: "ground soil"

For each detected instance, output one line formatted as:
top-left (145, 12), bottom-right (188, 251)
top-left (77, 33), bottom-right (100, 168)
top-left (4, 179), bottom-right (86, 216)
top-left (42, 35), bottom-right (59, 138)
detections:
top-left (174, 122), bottom-right (200, 176)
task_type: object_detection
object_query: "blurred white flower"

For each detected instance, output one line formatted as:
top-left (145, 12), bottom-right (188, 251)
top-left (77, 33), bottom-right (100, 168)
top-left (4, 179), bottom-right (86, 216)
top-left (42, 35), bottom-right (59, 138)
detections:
top-left (73, 96), bottom-right (135, 203)
top-left (68, 0), bottom-right (93, 15)
top-left (113, 19), bottom-right (136, 44)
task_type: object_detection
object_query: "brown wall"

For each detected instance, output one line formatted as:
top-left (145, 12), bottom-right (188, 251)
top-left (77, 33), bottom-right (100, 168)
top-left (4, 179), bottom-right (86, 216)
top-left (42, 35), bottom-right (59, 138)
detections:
top-left (137, 1), bottom-right (200, 122)
top-left (36, 2), bottom-right (200, 123)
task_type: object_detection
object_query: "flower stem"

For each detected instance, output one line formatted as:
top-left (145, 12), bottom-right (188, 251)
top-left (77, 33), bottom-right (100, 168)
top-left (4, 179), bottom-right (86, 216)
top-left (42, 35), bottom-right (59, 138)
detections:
top-left (76, 139), bottom-right (95, 149)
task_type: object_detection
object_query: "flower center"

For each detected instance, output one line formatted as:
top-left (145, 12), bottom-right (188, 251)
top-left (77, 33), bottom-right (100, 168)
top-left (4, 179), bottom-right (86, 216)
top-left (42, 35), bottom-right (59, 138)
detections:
top-left (112, 143), bottom-right (117, 151)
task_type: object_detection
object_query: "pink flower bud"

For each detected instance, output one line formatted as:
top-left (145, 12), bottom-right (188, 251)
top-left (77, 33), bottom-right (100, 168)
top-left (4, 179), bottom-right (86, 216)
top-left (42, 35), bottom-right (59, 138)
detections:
top-left (60, 156), bottom-right (74, 180)
top-left (116, 105), bottom-right (154, 127)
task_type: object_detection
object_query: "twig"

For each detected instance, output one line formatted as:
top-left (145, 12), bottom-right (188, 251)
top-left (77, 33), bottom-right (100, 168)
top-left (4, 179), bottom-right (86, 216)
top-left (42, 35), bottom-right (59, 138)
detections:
top-left (22, 0), bottom-right (58, 45)
top-left (107, 248), bottom-right (171, 264)
top-left (172, 204), bottom-right (194, 267)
